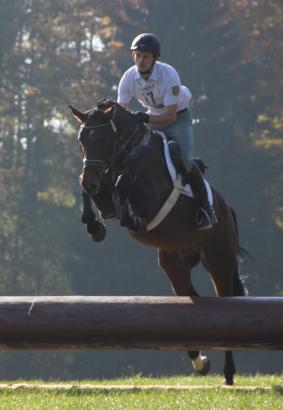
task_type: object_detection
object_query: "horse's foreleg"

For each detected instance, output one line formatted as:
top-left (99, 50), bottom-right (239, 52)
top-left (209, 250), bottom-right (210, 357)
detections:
top-left (81, 190), bottom-right (106, 242)
top-left (158, 248), bottom-right (210, 377)
top-left (115, 174), bottom-right (146, 233)
top-left (81, 189), bottom-right (95, 224)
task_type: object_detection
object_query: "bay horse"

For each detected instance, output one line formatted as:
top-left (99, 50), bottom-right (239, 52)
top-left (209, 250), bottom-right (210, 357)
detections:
top-left (70, 100), bottom-right (247, 385)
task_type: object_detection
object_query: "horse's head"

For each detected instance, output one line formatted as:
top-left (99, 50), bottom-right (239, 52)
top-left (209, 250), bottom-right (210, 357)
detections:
top-left (70, 105), bottom-right (115, 194)
top-left (70, 100), bottom-right (142, 195)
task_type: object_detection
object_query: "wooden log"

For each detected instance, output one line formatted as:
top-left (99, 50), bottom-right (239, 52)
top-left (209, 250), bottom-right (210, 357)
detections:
top-left (0, 296), bottom-right (282, 350)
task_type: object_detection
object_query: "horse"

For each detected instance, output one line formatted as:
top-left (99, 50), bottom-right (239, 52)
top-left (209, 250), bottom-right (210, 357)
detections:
top-left (70, 99), bottom-right (247, 385)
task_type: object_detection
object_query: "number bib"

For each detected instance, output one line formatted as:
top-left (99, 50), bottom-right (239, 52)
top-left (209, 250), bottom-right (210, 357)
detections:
top-left (135, 78), bottom-right (164, 110)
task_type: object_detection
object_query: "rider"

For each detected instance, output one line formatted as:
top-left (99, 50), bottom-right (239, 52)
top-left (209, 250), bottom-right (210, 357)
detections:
top-left (117, 33), bottom-right (217, 230)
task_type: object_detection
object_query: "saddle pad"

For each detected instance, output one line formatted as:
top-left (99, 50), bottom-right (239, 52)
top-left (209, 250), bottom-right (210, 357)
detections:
top-left (157, 131), bottom-right (213, 205)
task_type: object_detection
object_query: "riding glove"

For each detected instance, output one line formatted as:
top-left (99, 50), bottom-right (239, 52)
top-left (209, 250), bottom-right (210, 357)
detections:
top-left (134, 111), bottom-right (150, 123)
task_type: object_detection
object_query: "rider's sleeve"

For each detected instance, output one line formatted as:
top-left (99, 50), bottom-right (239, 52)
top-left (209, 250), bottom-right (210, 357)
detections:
top-left (117, 71), bottom-right (132, 105)
top-left (163, 67), bottom-right (183, 106)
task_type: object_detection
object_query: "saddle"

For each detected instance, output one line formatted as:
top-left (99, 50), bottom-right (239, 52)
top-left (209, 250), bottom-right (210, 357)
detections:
top-left (167, 139), bottom-right (207, 178)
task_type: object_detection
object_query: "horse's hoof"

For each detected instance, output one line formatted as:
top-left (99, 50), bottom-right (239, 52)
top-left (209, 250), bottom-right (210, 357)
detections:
top-left (192, 354), bottom-right (211, 376)
top-left (224, 377), bottom-right (234, 386)
top-left (129, 218), bottom-right (147, 233)
top-left (87, 222), bottom-right (106, 242)
top-left (81, 211), bottom-right (96, 225)
top-left (197, 359), bottom-right (210, 376)
top-left (87, 220), bottom-right (99, 235)
top-left (91, 230), bottom-right (106, 242)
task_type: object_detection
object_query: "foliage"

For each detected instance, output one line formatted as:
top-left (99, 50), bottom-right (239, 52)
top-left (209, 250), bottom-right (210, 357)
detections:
top-left (231, 0), bottom-right (283, 230)
top-left (0, 0), bottom-right (140, 294)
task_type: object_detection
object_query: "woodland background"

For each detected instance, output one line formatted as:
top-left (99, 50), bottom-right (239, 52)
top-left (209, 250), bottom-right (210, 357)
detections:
top-left (0, 0), bottom-right (282, 378)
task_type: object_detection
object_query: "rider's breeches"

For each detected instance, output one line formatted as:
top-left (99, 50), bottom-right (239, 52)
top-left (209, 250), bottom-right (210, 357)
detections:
top-left (148, 109), bottom-right (194, 172)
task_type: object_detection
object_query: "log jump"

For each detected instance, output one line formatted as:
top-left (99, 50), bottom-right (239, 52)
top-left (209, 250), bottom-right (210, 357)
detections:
top-left (0, 296), bottom-right (282, 351)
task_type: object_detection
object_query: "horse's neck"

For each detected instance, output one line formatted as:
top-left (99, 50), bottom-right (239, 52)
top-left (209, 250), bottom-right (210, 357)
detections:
top-left (118, 121), bottom-right (145, 153)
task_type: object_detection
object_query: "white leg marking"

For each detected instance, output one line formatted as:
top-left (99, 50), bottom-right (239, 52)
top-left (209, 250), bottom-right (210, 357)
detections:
top-left (192, 353), bottom-right (209, 372)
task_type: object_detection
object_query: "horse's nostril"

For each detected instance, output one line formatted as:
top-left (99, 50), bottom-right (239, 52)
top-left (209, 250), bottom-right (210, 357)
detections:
top-left (84, 181), bottom-right (99, 195)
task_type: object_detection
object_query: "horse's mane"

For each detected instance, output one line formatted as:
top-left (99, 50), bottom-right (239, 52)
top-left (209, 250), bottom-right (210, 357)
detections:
top-left (96, 99), bottom-right (146, 133)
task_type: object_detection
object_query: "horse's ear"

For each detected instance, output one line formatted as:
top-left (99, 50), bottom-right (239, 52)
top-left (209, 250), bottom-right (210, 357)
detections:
top-left (69, 105), bottom-right (88, 123)
top-left (104, 105), bottom-right (116, 120)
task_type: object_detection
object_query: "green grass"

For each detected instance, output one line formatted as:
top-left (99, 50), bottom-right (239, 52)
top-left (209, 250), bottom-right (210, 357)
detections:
top-left (0, 375), bottom-right (282, 409)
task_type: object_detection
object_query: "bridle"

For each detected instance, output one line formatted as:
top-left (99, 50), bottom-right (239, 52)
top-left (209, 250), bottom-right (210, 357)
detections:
top-left (80, 115), bottom-right (141, 177)
top-left (80, 120), bottom-right (117, 173)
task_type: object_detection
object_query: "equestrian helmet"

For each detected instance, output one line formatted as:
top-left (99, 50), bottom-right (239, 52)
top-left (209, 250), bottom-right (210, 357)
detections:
top-left (130, 33), bottom-right (161, 57)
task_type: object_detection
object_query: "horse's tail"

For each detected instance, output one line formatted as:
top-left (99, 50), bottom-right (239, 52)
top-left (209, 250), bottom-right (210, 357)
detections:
top-left (230, 206), bottom-right (250, 296)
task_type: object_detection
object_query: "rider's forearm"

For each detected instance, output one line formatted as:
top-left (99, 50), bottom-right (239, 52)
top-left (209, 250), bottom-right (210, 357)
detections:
top-left (147, 111), bottom-right (177, 125)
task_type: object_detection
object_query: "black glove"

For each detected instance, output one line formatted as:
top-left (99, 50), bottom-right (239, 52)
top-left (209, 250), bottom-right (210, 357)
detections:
top-left (134, 111), bottom-right (150, 123)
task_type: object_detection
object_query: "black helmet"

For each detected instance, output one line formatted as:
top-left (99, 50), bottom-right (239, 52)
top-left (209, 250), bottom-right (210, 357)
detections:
top-left (130, 33), bottom-right (161, 57)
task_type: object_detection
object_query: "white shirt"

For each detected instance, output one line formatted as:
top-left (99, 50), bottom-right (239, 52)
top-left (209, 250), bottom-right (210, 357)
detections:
top-left (117, 61), bottom-right (192, 115)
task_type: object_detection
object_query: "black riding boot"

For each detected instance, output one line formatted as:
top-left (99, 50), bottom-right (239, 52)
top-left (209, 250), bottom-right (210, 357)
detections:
top-left (186, 164), bottom-right (218, 230)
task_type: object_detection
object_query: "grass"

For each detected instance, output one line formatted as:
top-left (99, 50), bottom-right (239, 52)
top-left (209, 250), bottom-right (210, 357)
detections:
top-left (0, 375), bottom-right (282, 409)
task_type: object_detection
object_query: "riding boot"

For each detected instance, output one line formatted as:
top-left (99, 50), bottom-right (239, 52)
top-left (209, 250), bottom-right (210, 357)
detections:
top-left (185, 164), bottom-right (218, 230)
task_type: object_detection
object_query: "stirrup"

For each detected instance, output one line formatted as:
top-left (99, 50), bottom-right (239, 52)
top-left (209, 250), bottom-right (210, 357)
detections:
top-left (196, 206), bottom-right (217, 230)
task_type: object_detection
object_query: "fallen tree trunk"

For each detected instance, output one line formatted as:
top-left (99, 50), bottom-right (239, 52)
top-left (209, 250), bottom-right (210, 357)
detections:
top-left (0, 296), bottom-right (282, 350)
